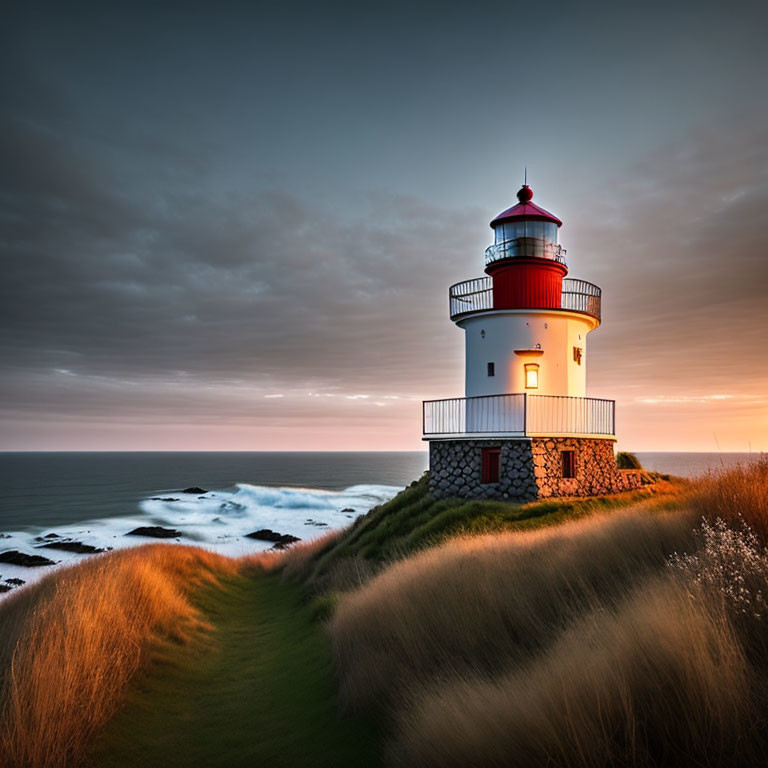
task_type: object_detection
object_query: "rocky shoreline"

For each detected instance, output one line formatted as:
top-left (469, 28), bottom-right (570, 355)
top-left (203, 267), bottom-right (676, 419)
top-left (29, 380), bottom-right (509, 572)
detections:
top-left (0, 483), bottom-right (374, 595)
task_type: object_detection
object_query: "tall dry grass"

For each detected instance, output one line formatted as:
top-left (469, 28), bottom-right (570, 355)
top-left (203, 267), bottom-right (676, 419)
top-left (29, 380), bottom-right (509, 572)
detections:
top-left (329, 506), bottom-right (697, 711)
top-left (392, 577), bottom-right (752, 767)
top-left (327, 462), bottom-right (768, 765)
top-left (693, 455), bottom-right (768, 540)
top-left (0, 545), bottom-right (239, 768)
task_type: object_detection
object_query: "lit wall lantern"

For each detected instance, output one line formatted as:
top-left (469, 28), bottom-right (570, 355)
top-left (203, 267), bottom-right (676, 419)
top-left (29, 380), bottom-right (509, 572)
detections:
top-left (524, 363), bottom-right (539, 389)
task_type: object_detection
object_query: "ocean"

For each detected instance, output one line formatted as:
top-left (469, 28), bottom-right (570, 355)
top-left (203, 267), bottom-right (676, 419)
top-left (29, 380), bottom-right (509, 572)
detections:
top-left (0, 451), bottom-right (760, 592)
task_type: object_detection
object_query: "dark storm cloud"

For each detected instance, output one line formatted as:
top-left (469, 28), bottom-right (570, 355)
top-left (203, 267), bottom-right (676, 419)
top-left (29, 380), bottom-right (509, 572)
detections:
top-left (0, 90), bottom-right (480, 416)
top-left (1, 0), bottom-right (767, 447)
top-left (3, 100), bottom-right (767, 427)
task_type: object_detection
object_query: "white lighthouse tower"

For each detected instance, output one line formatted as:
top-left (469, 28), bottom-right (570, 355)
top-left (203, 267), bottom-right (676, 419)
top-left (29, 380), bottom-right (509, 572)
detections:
top-left (424, 183), bottom-right (642, 500)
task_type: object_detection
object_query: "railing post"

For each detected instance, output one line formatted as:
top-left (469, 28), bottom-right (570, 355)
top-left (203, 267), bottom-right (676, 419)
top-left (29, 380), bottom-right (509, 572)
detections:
top-left (523, 393), bottom-right (528, 436)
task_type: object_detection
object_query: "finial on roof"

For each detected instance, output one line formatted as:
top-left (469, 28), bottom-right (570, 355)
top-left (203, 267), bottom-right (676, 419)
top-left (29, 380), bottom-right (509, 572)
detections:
top-left (517, 184), bottom-right (533, 203)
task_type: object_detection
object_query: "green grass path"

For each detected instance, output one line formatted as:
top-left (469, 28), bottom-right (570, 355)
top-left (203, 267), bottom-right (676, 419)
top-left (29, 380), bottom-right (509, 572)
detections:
top-left (90, 571), bottom-right (380, 768)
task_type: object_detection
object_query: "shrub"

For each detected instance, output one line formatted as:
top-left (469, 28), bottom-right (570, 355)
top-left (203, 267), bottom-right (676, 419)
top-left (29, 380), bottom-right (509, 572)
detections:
top-left (616, 451), bottom-right (642, 469)
top-left (669, 516), bottom-right (768, 620)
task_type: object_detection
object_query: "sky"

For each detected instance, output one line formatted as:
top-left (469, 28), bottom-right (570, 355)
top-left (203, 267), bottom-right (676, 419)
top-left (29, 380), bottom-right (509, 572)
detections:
top-left (1, 0), bottom-right (767, 452)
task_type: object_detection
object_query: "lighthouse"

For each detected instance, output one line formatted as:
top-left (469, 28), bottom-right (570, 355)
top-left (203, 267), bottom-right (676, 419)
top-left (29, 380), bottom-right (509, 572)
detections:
top-left (423, 183), bottom-right (644, 500)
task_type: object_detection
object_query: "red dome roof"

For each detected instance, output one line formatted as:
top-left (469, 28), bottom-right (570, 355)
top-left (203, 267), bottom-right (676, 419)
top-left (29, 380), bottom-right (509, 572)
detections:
top-left (490, 185), bottom-right (562, 228)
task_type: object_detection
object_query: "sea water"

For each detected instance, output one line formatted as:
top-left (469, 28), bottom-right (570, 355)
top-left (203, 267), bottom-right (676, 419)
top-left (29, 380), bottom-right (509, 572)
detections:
top-left (0, 451), bottom-right (760, 591)
top-left (0, 452), bottom-right (427, 588)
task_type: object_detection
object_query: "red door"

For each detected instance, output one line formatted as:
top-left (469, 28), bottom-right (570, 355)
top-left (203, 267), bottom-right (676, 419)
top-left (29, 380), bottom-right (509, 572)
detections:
top-left (481, 448), bottom-right (500, 483)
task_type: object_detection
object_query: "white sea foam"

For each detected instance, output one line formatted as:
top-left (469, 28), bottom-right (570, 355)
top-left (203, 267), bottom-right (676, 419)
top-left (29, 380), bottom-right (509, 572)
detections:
top-left (0, 483), bottom-right (400, 595)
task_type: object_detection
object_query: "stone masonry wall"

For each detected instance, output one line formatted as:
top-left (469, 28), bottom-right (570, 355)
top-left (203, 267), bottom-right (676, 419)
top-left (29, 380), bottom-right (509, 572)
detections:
top-left (429, 439), bottom-right (539, 501)
top-left (429, 437), bottom-right (649, 501)
top-left (530, 437), bottom-right (647, 498)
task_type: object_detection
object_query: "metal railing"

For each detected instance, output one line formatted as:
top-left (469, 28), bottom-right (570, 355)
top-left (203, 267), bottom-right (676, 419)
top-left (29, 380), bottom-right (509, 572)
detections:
top-left (448, 276), bottom-right (493, 317)
top-left (448, 277), bottom-right (601, 322)
top-left (561, 278), bottom-right (601, 320)
top-left (423, 393), bottom-right (526, 436)
top-left (485, 237), bottom-right (567, 268)
top-left (423, 393), bottom-right (615, 438)
top-left (525, 394), bottom-right (614, 436)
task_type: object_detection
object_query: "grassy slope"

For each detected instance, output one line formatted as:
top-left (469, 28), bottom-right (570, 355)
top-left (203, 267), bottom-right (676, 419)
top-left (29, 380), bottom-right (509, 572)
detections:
top-left (90, 570), bottom-right (379, 768)
top-left (300, 473), bottom-right (679, 591)
top-left (88, 475), bottom-right (685, 767)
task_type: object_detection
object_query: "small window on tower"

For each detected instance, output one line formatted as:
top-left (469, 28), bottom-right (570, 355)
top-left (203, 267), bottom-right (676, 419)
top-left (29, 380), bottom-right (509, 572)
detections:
top-left (481, 448), bottom-right (500, 483)
top-left (487, 362), bottom-right (495, 377)
top-left (524, 363), bottom-right (539, 389)
top-left (562, 450), bottom-right (576, 479)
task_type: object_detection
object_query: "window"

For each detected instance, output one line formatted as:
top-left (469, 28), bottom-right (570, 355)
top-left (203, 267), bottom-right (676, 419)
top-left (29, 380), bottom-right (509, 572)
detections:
top-left (496, 221), bottom-right (558, 245)
top-left (562, 450), bottom-right (576, 479)
top-left (487, 362), bottom-right (495, 377)
top-left (481, 448), bottom-right (500, 484)
top-left (524, 363), bottom-right (539, 389)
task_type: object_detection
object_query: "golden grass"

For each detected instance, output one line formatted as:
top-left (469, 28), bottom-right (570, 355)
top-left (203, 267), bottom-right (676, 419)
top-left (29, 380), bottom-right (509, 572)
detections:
top-left (326, 463), bottom-right (768, 765)
top-left (3, 462), bottom-right (765, 768)
top-left (0, 545), bottom-right (240, 768)
top-left (329, 505), bottom-right (698, 712)
top-left (278, 528), bottom-right (345, 585)
top-left (392, 576), bottom-right (751, 767)
top-left (693, 455), bottom-right (768, 540)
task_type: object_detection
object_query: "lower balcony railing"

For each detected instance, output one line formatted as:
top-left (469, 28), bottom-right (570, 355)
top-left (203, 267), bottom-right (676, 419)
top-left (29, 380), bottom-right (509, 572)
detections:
top-left (423, 393), bottom-right (615, 438)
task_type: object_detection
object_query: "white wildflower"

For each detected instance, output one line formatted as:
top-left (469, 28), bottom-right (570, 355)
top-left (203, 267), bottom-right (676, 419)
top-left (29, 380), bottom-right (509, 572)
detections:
top-left (668, 516), bottom-right (768, 620)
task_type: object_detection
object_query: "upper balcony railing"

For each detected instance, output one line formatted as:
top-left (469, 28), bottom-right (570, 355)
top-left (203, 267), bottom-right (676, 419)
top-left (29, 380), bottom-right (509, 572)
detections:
top-left (423, 393), bottom-right (615, 439)
top-left (449, 277), bottom-right (601, 323)
top-left (485, 237), bottom-right (567, 269)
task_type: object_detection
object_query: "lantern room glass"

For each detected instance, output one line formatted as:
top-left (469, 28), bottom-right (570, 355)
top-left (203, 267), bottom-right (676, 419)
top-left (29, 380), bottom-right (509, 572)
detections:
top-left (487, 220), bottom-right (561, 264)
top-left (495, 221), bottom-right (558, 246)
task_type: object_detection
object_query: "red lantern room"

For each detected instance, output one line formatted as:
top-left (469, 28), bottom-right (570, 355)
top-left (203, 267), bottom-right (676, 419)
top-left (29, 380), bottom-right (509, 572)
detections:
top-left (486, 185), bottom-right (566, 310)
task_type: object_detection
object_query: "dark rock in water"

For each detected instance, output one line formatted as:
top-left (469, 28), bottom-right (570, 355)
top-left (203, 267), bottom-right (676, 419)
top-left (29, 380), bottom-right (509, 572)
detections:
top-left (0, 533), bottom-right (12, 539)
top-left (150, 497), bottom-right (181, 502)
top-left (340, 508), bottom-right (355, 513)
top-left (0, 584), bottom-right (11, 593)
top-left (37, 541), bottom-right (105, 555)
top-left (219, 501), bottom-right (245, 514)
top-left (245, 529), bottom-right (301, 547)
top-left (181, 487), bottom-right (207, 494)
top-left (5, 577), bottom-right (25, 586)
top-left (34, 533), bottom-right (60, 541)
top-left (126, 526), bottom-right (182, 539)
top-left (0, 550), bottom-right (56, 567)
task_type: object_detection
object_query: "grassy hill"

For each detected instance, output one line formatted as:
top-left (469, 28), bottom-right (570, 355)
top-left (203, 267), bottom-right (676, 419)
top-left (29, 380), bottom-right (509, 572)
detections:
top-left (288, 471), bottom-right (682, 595)
top-left (3, 460), bottom-right (768, 767)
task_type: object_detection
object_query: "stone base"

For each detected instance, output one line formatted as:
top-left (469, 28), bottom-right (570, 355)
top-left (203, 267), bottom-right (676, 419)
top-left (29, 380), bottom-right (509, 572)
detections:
top-left (428, 437), bottom-right (649, 501)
